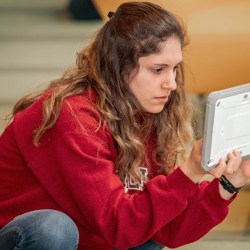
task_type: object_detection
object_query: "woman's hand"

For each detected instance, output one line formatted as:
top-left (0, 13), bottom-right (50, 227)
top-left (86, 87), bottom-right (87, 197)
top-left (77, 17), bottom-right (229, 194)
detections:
top-left (223, 157), bottom-right (250, 189)
top-left (209, 150), bottom-right (242, 179)
top-left (180, 139), bottom-right (207, 183)
top-left (180, 139), bottom-right (244, 184)
top-left (209, 151), bottom-right (250, 200)
top-left (237, 157), bottom-right (250, 179)
top-left (209, 150), bottom-right (244, 200)
top-left (180, 139), bottom-right (250, 200)
top-left (218, 157), bottom-right (250, 200)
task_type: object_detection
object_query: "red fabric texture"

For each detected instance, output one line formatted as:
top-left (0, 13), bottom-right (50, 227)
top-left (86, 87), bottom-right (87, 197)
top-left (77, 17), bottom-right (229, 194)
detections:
top-left (0, 92), bottom-right (235, 249)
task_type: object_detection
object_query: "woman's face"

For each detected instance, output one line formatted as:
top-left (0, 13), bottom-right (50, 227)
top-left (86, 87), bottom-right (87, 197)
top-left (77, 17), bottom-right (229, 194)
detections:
top-left (129, 36), bottom-right (182, 113)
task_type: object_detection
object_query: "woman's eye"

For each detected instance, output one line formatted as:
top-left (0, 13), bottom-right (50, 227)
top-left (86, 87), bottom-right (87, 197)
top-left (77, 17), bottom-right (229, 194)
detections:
top-left (152, 68), bottom-right (163, 74)
top-left (174, 65), bottom-right (179, 72)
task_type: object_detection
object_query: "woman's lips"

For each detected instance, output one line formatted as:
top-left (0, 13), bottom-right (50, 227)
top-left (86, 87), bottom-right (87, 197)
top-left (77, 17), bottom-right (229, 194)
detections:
top-left (155, 96), bottom-right (169, 103)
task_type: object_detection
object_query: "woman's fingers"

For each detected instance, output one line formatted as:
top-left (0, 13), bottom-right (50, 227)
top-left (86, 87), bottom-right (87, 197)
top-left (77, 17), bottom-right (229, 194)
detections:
top-left (224, 150), bottom-right (242, 175)
top-left (209, 150), bottom-right (242, 178)
top-left (240, 158), bottom-right (250, 179)
top-left (209, 158), bottom-right (227, 178)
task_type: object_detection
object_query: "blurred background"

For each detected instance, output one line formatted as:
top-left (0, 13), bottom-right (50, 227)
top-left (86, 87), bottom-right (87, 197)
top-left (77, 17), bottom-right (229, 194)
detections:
top-left (0, 1), bottom-right (249, 249)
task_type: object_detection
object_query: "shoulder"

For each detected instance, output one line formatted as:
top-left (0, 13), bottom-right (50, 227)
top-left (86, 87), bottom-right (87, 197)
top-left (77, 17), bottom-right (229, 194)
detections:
top-left (57, 91), bottom-right (102, 131)
top-left (56, 90), bottom-right (115, 145)
top-left (63, 90), bottom-right (99, 116)
top-left (57, 92), bottom-right (116, 158)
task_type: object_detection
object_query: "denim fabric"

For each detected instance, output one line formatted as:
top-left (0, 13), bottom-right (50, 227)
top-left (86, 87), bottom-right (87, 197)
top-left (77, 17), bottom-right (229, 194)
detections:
top-left (0, 209), bottom-right (79, 250)
top-left (114, 240), bottom-right (165, 250)
top-left (129, 240), bottom-right (165, 250)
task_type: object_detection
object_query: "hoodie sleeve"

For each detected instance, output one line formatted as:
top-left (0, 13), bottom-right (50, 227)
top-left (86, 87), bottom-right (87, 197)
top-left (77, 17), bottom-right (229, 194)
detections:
top-left (152, 178), bottom-right (236, 248)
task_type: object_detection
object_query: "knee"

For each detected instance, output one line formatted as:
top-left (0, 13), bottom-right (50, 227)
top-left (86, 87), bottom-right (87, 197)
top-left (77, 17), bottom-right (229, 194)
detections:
top-left (27, 209), bottom-right (79, 249)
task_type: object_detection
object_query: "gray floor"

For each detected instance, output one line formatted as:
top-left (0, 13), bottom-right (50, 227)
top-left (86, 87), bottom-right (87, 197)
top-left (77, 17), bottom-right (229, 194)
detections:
top-left (0, 1), bottom-right (250, 249)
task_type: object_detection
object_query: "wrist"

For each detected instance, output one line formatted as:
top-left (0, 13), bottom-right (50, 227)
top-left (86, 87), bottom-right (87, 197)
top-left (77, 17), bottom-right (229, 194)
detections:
top-left (219, 183), bottom-right (235, 200)
top-left (219, 175), bottom-right (243, 194)
top-left (181, 159), bottom-right (205, 183)
top-left (224, 174), bottom-right (248, 189)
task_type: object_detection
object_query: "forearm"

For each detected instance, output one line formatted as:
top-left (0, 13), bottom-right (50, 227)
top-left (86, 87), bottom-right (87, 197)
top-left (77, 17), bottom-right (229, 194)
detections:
top-left (180, 158), bottom-right (205, 183)
top-left (152, 179), bottom-right (234, 248)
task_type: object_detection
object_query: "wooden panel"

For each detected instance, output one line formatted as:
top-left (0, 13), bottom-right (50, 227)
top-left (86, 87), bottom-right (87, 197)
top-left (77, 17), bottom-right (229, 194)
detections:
top-left (92, 0), bottom-right (239, 20)
top-left (92, 0), bottom-right (162, 20)
top-left (92, 1), bottom-right (250, 94)
top-left (183, 2), bottom-right (250, 94)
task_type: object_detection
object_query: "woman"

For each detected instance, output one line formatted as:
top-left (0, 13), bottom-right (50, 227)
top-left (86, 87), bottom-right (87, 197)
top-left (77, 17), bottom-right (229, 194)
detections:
top-left (0, 2), bottom-right (249, 250)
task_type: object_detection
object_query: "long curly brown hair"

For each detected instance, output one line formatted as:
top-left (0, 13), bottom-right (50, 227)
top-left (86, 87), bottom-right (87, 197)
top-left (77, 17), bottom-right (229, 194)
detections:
top-left (11, 2), bottom-right (194, 182)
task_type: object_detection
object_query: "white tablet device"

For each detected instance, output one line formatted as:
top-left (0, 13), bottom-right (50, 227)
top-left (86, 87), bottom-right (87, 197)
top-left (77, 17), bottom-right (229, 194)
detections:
top-left (201, 83), bottom-right (250, 171)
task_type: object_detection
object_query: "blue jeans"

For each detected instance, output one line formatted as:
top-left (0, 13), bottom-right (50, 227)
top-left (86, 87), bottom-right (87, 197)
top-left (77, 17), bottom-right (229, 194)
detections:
top-left (129, 240), bottom-right (165, 250)
top-left (0, 209), bottom-right (164, 250)
top-left (0, 209), bottom-right (79, 250)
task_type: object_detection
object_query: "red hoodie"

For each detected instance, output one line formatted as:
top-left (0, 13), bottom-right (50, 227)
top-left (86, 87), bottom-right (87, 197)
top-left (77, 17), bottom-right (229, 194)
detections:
top-left (0, 92), bottom-right (234, 249)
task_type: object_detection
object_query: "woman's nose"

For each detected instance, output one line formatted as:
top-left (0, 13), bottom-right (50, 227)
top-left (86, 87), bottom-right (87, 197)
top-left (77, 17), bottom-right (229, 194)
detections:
top-left (161, 72), bottom-right (177, 90)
